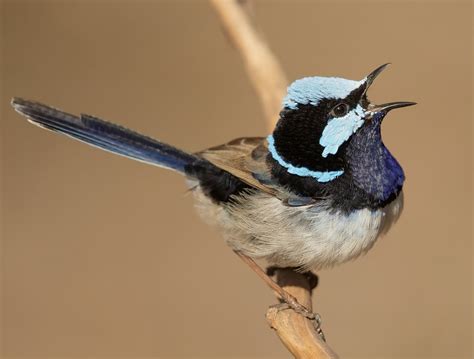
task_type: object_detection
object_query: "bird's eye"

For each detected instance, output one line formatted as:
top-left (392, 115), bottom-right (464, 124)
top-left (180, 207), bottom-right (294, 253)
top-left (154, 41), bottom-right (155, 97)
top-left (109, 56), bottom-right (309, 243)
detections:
top-left (330, 103), bottom-right (350, 118)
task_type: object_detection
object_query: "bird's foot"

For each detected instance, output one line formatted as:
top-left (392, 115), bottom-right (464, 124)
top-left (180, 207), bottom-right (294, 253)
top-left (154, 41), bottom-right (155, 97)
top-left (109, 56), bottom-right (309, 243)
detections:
top-left (269, 302), bottom-right (326, 341)
top-left (232, 252), bottom-right (321, 331)
top-left (276, 293), bottom-right (317, 320)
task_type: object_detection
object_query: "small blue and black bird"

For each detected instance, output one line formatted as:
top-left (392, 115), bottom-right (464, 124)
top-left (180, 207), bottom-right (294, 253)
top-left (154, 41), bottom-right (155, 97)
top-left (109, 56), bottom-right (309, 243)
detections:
top-left (12, 64), bottom-right (415, 279)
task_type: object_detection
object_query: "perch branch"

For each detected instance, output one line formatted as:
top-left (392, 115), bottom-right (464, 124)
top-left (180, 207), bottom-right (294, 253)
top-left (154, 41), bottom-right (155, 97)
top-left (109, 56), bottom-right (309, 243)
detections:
top-left (209, 0), bottom-right (287, 129)
top-left (266, 269), bottom-right (339, 359)
top-left (211, 1), bottom-right (339, 357)
top-left (235, 251), bottom-right (338, 358)
top-left (211, 2), bottom-right (338, 356)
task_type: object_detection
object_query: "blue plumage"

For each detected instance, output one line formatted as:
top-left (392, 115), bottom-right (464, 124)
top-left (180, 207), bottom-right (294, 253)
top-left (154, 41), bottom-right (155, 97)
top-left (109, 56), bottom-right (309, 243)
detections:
top-left (319, 104), bottom-right (365, 158)
top-left (11, 64), bottom-right (416, 274)
top-left (283, 76), bottom-right (364, 109)
top-left (11, 98), bottom-right (197, 173)
top-left (346, 111), bottom-right (405, 202)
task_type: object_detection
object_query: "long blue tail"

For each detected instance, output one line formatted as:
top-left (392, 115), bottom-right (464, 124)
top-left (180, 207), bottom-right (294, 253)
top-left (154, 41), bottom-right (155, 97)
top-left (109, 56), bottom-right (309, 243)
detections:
top-left (11, 98), bottom-right (198, 173)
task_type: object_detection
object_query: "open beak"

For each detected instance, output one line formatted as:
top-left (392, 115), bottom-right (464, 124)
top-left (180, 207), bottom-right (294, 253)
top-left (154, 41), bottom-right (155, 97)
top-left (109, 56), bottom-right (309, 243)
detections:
top-left (362, 63), bottom-right (417, 117)
top-left (369, 102), bottom-right (417, 113)
top-left (364, 63), bottom-right (391, 92)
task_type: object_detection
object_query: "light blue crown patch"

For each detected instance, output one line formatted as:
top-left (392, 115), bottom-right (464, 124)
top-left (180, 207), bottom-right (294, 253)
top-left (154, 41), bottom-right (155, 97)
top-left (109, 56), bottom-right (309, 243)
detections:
top-left (283, 77), bottom-right (364, 110)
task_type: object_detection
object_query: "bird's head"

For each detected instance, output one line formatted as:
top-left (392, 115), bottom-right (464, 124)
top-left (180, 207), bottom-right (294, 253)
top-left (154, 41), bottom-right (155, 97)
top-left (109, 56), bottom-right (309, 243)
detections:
top-left (268, 64), bottom-right (416, 186)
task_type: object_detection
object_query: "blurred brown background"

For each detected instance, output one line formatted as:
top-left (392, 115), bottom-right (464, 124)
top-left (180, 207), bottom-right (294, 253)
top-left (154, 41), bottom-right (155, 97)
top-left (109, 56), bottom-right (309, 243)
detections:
top-left (1, 1), bottom-right (472, 358)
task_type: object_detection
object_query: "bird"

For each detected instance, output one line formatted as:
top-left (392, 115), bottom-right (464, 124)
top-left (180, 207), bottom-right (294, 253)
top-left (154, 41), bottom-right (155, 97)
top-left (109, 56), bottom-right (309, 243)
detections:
top-left (11, 63), bottom-right (415, 277)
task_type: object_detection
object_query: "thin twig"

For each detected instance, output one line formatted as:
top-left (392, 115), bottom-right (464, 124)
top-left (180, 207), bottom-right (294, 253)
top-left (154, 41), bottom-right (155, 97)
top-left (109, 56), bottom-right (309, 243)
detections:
top-left (210, 0), bottom-right (287, 129)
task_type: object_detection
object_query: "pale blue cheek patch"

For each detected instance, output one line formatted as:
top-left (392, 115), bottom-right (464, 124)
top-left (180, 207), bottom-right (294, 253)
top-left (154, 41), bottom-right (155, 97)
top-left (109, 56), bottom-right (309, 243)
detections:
top-left (267, 135), bottom-right (343, 183)
top-left (283, 76), bottom-right (364, 109)
top-left (319, 105), bottom-right (365, 157)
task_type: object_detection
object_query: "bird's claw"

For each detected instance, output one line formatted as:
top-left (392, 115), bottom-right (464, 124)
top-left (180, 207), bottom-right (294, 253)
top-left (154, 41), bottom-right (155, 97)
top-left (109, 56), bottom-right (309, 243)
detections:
top-left (270, 301), bottom-right (326, 342)
top-left (282, 293), bottom-right (317, 320)
top-left (313, 313), bottom-right (326, 342)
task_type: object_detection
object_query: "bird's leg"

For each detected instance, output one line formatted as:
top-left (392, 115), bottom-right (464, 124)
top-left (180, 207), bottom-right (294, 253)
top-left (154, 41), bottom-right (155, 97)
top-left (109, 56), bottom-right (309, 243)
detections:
top-left (233, 250), bottom-right (316, 320)
top-left (267, 266), bottom-right (319, 290)
top-left (266, 265), bottom-right (326, 341)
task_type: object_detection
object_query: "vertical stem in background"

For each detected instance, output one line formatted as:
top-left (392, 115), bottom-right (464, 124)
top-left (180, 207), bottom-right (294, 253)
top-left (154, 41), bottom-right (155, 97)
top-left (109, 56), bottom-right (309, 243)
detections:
top-left (209, 0), bottom-right (287, 130)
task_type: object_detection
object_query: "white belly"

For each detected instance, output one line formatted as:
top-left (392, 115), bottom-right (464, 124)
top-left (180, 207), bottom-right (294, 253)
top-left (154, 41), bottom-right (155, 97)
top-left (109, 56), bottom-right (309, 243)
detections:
top-left (193, 188), bottom-right (403, 270)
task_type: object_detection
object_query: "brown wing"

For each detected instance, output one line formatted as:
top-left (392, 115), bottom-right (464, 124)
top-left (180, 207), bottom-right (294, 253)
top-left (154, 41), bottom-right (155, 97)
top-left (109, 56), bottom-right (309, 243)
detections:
top-left (195, 137), bottom-right (282, 197)
top-left (196, 137), bottom-right (321, 207)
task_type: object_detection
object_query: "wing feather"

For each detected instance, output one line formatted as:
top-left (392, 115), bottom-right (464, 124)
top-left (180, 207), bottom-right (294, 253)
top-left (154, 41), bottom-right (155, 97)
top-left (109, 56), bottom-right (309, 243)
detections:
top-left (196, 137), bottom-right (316, 207)
top-left (196, 137), bottom-right (279, 195)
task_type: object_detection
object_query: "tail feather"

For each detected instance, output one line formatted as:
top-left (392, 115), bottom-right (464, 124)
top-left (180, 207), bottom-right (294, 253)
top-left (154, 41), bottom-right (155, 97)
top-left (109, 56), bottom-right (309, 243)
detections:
top-left (11, 98), bottom-right (198, 173)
